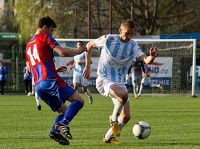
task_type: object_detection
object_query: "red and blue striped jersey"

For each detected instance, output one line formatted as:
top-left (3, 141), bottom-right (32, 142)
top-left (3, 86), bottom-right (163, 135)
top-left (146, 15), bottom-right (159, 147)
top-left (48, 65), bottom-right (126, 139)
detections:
top-left (26, 33), bottom-right (66, 86)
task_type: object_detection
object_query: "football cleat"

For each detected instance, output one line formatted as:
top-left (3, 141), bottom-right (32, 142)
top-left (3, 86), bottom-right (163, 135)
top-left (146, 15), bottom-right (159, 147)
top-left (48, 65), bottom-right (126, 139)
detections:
top-left (111, 122), bottom-right (120, 136)
top-left (49, 130), bottom-right (69, 145)
top-left (37, 105), bottom-right (41, 111)
top-left (134, 95), bottom-right (138, 99)
top-left (109, 116), bottom-right (120, 136)
top-left (55, 122), bottom-right (72, 140)
top-left (103, 136), bottom-right (120, 144)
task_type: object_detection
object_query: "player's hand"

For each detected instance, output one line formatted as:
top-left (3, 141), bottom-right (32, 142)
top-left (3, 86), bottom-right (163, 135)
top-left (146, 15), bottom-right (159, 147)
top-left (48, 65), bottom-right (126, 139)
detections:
top-left (77, 44), bottom-right (86, 54)
top-left (82, 66), bottom-right (90, 79)
top-left (56, 66), bottom-right (67, 72)
top-left (150, 47), bottom-right (159, 57)
top-left (25, 72), bottom-right (29, 77)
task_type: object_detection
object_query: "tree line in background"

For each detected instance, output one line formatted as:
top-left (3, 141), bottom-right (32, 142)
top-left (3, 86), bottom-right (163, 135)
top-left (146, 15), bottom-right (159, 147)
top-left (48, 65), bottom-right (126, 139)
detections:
top-left (0, 0), bottom-right (200, 42)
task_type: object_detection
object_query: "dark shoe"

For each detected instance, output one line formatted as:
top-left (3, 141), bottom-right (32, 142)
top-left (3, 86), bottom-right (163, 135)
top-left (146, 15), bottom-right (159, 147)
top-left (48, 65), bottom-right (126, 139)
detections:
top-left (37, 105), bottom-right (41, 111)
top-left (55, 122), bottom-right (72, 139)
top-left (49, 130), bottom-right (69, 145)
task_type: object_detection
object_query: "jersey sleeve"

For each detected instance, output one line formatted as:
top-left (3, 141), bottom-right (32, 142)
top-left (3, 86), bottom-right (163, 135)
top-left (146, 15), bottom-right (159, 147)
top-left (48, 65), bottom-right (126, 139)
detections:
top-left (45, 35), bottom-right (59, 49)
top-left (134, 43), bottom-right (145, 60)
top-left (93, 35), bottom-right (108, 48)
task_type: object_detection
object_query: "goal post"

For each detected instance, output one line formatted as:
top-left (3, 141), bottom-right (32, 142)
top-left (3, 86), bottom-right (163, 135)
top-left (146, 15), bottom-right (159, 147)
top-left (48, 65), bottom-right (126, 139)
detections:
top-left (192, 39), bottom-right (197, 97)
top-left (134, 38), bottom-right (197, 97)
top-left (56, 38), bottom-right (197, 96)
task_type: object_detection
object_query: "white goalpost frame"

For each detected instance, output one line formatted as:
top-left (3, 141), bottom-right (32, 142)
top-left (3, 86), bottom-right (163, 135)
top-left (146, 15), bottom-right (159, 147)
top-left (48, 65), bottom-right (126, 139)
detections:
top-left (192, 39), bottom-right (197, 97)
top-left (134, 39), bottom-right (197, 96)
top-left (56, 38), bottom-right (197, 96)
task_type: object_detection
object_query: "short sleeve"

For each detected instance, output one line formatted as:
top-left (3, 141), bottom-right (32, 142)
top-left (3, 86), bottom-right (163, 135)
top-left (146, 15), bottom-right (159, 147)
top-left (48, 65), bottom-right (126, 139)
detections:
top-left (93, 35), bottom-right (108, 48)
top-left (46, 34), bottom-right (59, 49)
top-left (134, 43), bottom-right (145, 60)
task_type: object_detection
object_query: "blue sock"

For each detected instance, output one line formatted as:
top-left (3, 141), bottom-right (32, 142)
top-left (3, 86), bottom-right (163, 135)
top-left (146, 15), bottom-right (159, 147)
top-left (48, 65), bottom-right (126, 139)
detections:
top-left (52, 114), bottom-right (64, 132)
top-left (61, 100), bottom-right (83, 125)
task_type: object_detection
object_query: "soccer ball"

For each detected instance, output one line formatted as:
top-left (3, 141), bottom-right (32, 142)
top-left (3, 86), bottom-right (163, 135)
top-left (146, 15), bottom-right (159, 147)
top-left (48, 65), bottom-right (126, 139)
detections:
top-left (132, 121), bottom-right (151, 140)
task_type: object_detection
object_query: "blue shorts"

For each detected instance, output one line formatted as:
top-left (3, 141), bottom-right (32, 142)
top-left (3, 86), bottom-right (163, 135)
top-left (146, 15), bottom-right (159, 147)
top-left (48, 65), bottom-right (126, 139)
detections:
top-left (35, 79), bottom-right (76, 112)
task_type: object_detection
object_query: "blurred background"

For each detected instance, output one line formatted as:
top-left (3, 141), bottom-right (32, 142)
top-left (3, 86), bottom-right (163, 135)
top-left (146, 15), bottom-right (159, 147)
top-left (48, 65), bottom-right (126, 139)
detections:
top-left (1, 0), bottom-right (200, 40)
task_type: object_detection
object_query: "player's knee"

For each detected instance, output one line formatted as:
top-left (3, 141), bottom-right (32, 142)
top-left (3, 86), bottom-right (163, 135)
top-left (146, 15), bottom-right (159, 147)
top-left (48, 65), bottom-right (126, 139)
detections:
top-left (70, 92), bottom-right (85, 105)
top-left (121, 92), bottom-right (128, 104)
top-left (78, 98), bottom-right (85, 106)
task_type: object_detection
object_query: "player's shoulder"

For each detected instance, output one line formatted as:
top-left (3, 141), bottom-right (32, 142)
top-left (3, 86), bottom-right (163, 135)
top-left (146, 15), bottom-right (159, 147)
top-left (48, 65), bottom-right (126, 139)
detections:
top-left (37, 33), bottom-right (47, 37)
top-left (107, 34), bottom-right (118, 39)
top-left (27, 34), bottom-right (48, 43)
top-left (34, 33), bottom-right (56, 41)
top-left (129, 39), bottom-right (138, 45)
top-left (97, 34), bottom-right (110, 40)
top-left (37, 33), bottom-right (54, 40)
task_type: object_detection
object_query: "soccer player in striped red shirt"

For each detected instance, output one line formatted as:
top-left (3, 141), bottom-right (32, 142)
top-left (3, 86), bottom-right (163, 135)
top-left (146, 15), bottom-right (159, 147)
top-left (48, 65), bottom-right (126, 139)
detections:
top-left (26, 16), bottom-right (85, 145)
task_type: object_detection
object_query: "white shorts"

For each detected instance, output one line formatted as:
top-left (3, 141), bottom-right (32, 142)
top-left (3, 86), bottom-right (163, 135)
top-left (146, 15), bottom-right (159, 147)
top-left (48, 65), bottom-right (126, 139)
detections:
top-left (96, 76), bottom-right (128, 97)
top-left (73, 71), bottom-right (88, 86)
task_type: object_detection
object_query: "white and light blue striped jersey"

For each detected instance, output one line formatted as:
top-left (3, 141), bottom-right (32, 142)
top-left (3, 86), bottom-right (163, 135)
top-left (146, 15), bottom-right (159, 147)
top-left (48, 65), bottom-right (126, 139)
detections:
top-left (74, 52), bottom-right (86, 73)
top-left (94, 34), bottom-right (144, 84)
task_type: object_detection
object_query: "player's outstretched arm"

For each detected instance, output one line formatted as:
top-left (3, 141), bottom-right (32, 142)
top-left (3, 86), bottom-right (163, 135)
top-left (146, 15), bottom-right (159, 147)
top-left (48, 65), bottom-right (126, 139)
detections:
top-left (53, 45), bottom-right (86, 57)
top-left (82, 41), bottom-right (94, 79)
top-left (142, 47), bottom-right (159, 64)
top-left (56, 66), bottom-right (67, 72)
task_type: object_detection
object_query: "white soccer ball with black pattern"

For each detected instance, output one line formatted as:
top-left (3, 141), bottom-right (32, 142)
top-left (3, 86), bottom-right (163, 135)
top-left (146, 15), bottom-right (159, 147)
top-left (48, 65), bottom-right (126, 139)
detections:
top-left (132, 121), bottom-right (151, 139)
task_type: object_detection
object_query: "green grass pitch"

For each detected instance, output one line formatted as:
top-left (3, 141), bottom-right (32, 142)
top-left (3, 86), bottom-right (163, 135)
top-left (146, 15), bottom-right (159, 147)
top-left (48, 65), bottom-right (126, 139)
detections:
top-left (0, 94), bottom-right (200, 149)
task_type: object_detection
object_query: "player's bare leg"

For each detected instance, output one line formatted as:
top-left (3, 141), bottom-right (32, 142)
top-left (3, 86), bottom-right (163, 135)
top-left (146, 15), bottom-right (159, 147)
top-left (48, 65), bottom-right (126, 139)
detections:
top-left (56, 93), bottom-right (84, 141)
top-left (138, 77), bottom-right (145, 97)
top-left (35, 92), bottom-right (42, 110)
top-left (104, 101), bottom-right (130, 144)
top-left (82, 86), bottom-right (93, 104)
top-left (105, 85), bottom-right (128, 138)
top-left (132, 83), bottom-right (138, 99)
top-left (73, 83), bottom-right (79, 93)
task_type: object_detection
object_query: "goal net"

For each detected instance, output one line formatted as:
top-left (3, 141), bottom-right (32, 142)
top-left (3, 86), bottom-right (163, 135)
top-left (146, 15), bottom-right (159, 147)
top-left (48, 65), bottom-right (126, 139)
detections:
top-left (55, 38), bottom-right (197, 96)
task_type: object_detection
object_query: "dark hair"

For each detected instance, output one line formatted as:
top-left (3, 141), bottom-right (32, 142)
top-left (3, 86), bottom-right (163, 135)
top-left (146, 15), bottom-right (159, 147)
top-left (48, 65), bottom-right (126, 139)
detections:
top-left (38, 16), bottom-right (57, 28)
top-left (77, 41), bottom-right (84, 46)
top-left (121, 19), bottom-right (135, 29)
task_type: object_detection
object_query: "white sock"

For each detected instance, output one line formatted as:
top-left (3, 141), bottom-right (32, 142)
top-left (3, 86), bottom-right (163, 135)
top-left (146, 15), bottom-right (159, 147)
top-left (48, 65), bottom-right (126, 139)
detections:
top-left (118, 117), bottom-right (126, 130)
top-left (111, 98), bottom-right (124, 122)
top-left (138, 84), bottom-right (143, 96)
top-left (31, 84), bottom-right (35, 94)
top-left (35, 92), bottom-right (41, 106)
top-left (104, 117), bottom-right (126, 140)
top-left (105, 128), bottom-right (113, 140)
top-left (133, 85), bottom-right (137, 97)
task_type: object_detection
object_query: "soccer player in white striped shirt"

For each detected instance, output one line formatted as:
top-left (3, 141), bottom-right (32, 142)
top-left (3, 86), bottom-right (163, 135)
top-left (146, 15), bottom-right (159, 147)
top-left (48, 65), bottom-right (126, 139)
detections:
top-left (66, 41), bottom-right (93, 104)
top-left (83, 19), bottom-right (158, 144)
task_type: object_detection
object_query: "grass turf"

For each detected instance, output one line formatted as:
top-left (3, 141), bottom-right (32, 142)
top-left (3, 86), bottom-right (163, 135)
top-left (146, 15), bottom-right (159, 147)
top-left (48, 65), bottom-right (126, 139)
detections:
top-left (0, 94), bottom-right (200, 149)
